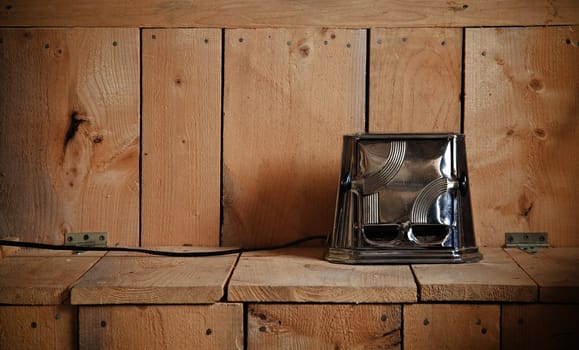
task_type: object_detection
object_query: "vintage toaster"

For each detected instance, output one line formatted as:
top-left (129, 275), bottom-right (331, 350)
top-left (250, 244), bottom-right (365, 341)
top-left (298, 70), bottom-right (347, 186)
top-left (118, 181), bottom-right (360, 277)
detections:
top-left (326, 133), bottom-right (481, 264)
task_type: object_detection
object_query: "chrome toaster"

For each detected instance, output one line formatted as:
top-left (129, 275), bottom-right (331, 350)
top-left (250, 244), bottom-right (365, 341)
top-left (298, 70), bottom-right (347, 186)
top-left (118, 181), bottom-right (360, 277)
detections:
top-left (326, 133), bottom-right (481, 264)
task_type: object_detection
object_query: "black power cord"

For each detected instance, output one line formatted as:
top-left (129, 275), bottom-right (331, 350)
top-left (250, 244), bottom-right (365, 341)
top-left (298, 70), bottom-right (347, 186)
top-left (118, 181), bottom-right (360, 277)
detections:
top-left (0, 235), bottom-right (328, 257)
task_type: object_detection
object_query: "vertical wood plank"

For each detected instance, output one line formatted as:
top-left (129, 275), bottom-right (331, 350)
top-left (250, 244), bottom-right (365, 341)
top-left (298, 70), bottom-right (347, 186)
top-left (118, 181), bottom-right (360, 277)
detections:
top-left (223, 28), bottom-right (366, 246)
top-left (0, 305), bottom-right (77, 350)
top-left (141, 29), bottom-right (222, 246)
top-left (248, 304), bottom-right (401, 349)
top-left (0, 29), bottom-right (140, 245)
top-left (502, 304), bottom-right (579, 350)
top-left (404, 304), bottom-right (500, 350)
top-left (369, 28), bottom-right (462, 132)
top-left (465, 27), bottom-right (579, 247)
top-left (79, 304), bottom-right (243, 350)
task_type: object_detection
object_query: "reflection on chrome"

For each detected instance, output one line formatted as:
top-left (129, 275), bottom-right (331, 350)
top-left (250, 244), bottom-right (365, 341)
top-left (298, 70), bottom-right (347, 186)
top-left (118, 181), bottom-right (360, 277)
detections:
top-left (326, 133), bottom-right (481, 264)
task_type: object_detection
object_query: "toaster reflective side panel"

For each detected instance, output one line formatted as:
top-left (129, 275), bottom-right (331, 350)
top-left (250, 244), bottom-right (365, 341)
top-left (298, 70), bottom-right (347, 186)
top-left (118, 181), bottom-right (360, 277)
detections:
top-left (326, 133), bottom-right (481, 264)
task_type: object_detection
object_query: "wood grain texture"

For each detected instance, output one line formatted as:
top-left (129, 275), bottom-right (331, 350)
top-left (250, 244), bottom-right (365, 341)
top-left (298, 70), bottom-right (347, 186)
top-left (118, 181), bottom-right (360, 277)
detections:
top-left (71, 254), bottom-right (238, 304)
top-left (404, 304), bottom-right (500, 350)
top-left (0, 256), bottom-right (101, 304)
top-left (0, 29), bottom-right (139, 245)
top-left (0, 1), bottom-right (577, 27)
top-left (228, 248), bottom-right (417, 303)
top-left (412, 248), bottom-right (537, 302)
top-left (79, 303), bottom-right (243, 350)
top-left (506, 248), bottom-right (579, 302)
top-left (465, 26), bottom-right (579, 247)
top-left (0, 305), bottom-right (77, 350)
top-left (502, 304), bottom-right (579, 350)
top-left (141, 29), bottom-right (222, 246)
top-left (0, 236), bottom-right (19, 258)
top-left (223, 28), bottom-right (365, 247)
top-left (10, 249), bottom-right (105, 257)
top-left (248, 304), bottom-right (401, 350)
top-left (369, 28), bottom-right (461, 132)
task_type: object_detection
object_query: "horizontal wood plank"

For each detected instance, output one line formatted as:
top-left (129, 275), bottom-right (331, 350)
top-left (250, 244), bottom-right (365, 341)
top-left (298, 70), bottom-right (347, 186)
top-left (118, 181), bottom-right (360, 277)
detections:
top-left (10, 249), bottom-right (106, 257)
top-left (404, 304), bottom-right (500, 350)
top-left (71, 254), bottom-right (238, 304)
top-left (412, 248), bottom-right (537, 302)
top-left (228, 248), bottom-right (417, 303)
top-left (79, 304), bottom-right (243, 350)
top-left (248, 304), bottom-right (401, 349)
top-left (0, 256), bottom-right (101, 304)
top-left (502, 304), bottom-right (579, 350)
top-left (0, 1), bottom-right (577, 27)
top-left (465, 26), bottom-right (579, 247)
top-left (0, 305), bottom-right (77, 350)
top-left (506, 248), bottom-right (579, 302)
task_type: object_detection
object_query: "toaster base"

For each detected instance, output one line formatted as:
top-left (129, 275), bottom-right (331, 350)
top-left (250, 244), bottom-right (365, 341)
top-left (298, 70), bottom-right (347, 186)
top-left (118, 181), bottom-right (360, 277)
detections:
top-left (325, 247), bottom-right (481, 264)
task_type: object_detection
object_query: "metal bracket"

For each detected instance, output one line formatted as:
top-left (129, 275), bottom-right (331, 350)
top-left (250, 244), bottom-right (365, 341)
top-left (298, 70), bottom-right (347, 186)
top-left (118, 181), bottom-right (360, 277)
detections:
top-left (65, 232), bottom-right (108, 248)
top-left (505, 232), bottom-right (549, 254)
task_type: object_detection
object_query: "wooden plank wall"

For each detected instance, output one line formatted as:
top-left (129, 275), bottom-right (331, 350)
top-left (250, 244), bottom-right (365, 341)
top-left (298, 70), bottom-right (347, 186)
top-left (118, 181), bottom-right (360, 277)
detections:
top-left (222, 28), bottom-right (365, 246)
top-left (465, 26), bottom-right (579, 247)
top-left (0, 7), bottom-right (577, 248)
top-left (0, 29), bottom-right (139, 246)
top-left (369, 28), bottom-right (462, 132)
top-left (141, 29), bottom-right (222, 246)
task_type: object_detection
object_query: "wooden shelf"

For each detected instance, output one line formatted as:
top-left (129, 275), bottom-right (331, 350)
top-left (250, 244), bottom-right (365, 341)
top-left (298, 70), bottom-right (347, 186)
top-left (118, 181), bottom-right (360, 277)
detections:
top-left (71, 249), bottom-right (239, 305)
top-left (2, 247), bottom-right (577, 305)
top-left (0, 254), bottom-right (102, 305)
top-left (1, 246), bottom-right (578, 349)
top-left (228, 248), bottom-right (417, 303)
top-left (412, 248), bottom-right (537, 302)
top-left (506, 248), bottom-right (579, 303)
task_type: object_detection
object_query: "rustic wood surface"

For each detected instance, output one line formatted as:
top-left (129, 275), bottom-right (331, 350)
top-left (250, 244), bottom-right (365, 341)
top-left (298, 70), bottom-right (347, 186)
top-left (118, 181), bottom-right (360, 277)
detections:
top-left (0, 1), bottom-right (577, 27)
top-left (79, 303), bottom-right (243, 350)
top-left (465, 26), bottom-right (579, 247)
top-left (0, 236), bottom-right (19, 258)
top-left (0, 28), bottom-right (140, 246)
top-left (141, 28), bottom-right (222, 246)
top-left (248, 304), bottom-right (401, 350)
top-left (404, 304), bottom-right (500, 350)
top-left (71, 254), bottom-right (238, 304)
top-left (369, 28), bottom-right (461, 132)
top-left (0, 305), bottom-right (77, 350)
top-left (10, 249), bottom-right (105, 257)
top-left (222, 28), bottom-right (365, 247)
top-left (228, 248), bottom-right (417, 303)
top-left (506, 248), bottom-right (579, 302)
top-left (412, 248), bottom-right (537, 302)
top-left (502, 304), bottom-right (579, 350)
top-left (0, 256), bottom-right (102, 304)
top-left (103, 245), bottom-right (238, 257)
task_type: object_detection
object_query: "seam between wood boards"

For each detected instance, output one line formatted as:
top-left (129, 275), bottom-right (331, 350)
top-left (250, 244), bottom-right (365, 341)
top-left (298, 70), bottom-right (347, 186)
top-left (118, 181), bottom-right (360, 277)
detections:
top-left (138, 28), bottom-right (144, 247)
top-left (409, 264), bottom-right (422, 302)
top-left (460, 27), bottom-right (466, 134)
top-left (221, 252), bottom-right (241, 302)
top-left (364, 27), bottom-right (370, 132)
top-left (219, 28), bottom-right (226, 247)
top-left (68, 253), bottom-right (107, 305)
top-left (502, 248), bottom-right (543, 302)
